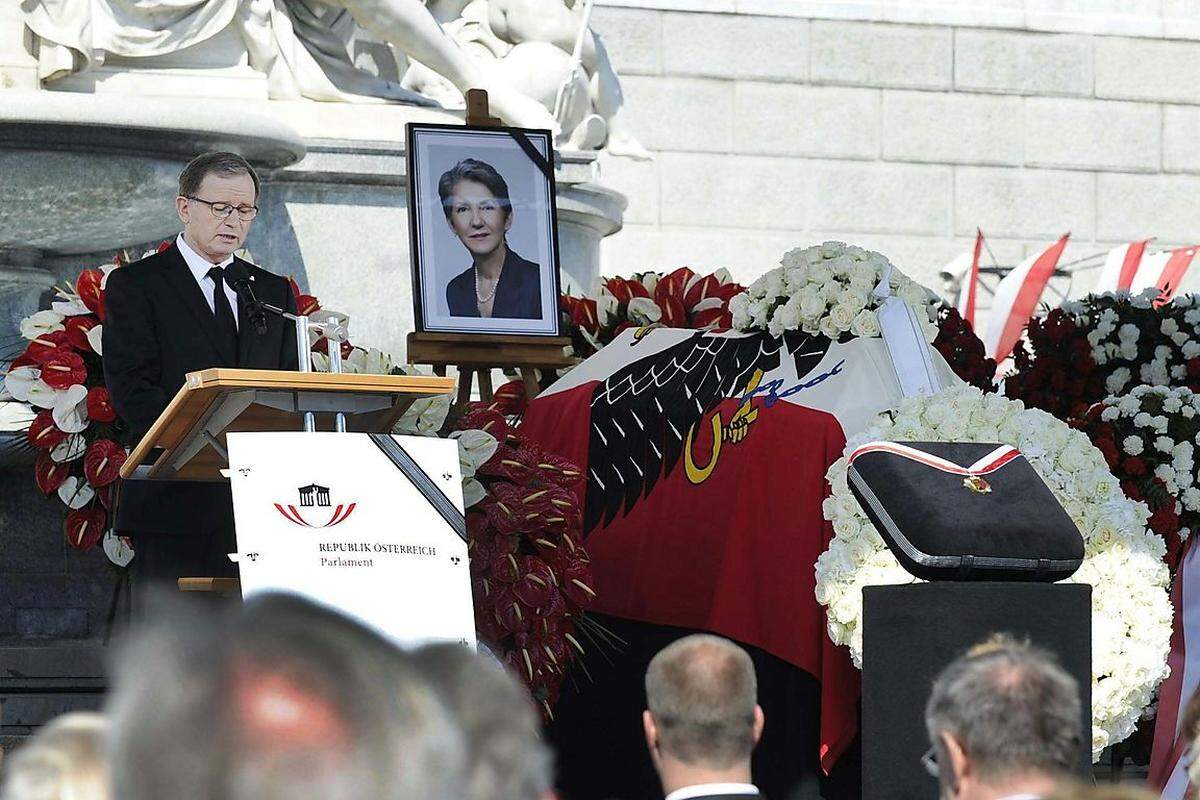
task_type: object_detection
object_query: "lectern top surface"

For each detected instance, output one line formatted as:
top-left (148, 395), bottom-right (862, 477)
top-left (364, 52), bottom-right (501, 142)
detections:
top-left (120, 368), bottom-right (456, 480)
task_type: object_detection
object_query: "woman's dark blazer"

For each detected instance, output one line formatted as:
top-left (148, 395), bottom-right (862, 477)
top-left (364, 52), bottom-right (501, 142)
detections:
top-left (445, 247), bottom-right (542, 319)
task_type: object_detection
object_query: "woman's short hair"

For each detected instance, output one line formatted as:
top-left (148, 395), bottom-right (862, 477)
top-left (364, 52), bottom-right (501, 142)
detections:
top-left (437, 159), bottom-right (511, 221)
top-left (0, 712), bottom-right (110, 800)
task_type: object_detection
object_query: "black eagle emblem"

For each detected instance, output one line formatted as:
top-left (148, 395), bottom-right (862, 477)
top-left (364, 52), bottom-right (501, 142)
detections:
top-left (583, 330), bottom-right (832, 533)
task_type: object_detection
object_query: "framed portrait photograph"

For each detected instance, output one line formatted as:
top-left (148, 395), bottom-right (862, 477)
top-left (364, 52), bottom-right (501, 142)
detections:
top-left (407, 123), bottom-right (562, 337)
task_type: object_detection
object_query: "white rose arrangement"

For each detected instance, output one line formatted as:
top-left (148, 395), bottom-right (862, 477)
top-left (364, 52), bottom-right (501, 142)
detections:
top-left (814, 384), bottom-right (1172, 760)
top-left (730, 241), bottom-right (941, 341)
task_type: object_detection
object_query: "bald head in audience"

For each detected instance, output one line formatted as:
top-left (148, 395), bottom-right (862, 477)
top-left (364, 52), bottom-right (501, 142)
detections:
top-left (643, 634), bottom-right (764, 800)
top-left (106, 593), bottom-right (465, 800)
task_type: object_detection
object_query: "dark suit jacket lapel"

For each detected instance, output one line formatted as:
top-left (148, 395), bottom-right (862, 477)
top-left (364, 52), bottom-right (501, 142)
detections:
top-left (160, 243), bottom-right (236, 365)
top-left (492, 248), bottom-right (522, 318)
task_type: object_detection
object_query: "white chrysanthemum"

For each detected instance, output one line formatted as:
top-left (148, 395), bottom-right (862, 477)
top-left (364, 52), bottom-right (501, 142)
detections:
top-left (815, 385), bottom-right (1170, 761)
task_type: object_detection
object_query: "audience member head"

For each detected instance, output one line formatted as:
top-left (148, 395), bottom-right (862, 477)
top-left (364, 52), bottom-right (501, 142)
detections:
top-left (107, 592), bottom-right (465, 800)
top-left (925, 634), bottom-right (1083, 800)
top-left (411, 643), bottom-right (552, 800)
top-left (0, 712), bottom-right (109, 800)
top-left (643, 634), bottom-right (764, 795)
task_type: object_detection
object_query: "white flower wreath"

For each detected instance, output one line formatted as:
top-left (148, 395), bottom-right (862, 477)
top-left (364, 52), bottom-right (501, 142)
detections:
top-left (815, 384), bottom-right (1172, 759)
top-left (730, 240), bottom-right (941, 340)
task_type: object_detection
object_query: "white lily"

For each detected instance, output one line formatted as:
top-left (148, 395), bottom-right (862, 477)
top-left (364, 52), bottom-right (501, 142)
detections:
top-left (5, 366), bottom-right (41, 402)
top-left (103, 530), bottom-right (135, 568)
top-left (28, 379), bottom-right (59, 409)
top-left (595, 293), bottom-right (619, 325)
top-left (628, 296), bottom-right (663, 325)
top-left (85, 324), bottom-right (103, 356)
top-left (99, 263), bottom-right (119, 290)
top-left (52, 384), bottom-right (89, 434)
top-left (57, 476), bottom-right (96, 509)
top-left (451, 428), bottom-right (499, 477)
top-left (395, 394), bottom-right (452, 436)
top-left (51, 434), bottom-right (87, 462)
top-left (20, 309), bottom-right (65, 340)
top-left (51, 292), bottom-right (92, 316)
top-left (462, 477), bottom-right (486, 508)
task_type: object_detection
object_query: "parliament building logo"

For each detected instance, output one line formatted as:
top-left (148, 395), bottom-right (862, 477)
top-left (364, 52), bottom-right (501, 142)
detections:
top-left (274, 483), bottom-right (358, 528)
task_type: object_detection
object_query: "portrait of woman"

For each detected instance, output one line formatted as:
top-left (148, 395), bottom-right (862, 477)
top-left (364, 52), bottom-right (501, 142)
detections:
top-left (439, 158), bottom-right (541, 320)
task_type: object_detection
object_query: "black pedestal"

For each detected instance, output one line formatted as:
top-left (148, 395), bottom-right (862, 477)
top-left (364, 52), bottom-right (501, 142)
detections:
top-left (862, 582), bottom-right (1091, 800)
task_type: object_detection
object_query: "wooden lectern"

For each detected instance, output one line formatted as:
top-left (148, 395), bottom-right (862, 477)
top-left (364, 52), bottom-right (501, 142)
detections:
top-left (118, 368), bottom-right (456, 592)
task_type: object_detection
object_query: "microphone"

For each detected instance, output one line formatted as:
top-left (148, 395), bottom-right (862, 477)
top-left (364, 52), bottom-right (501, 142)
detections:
top-left (225, 261), bottom-right (268, 335)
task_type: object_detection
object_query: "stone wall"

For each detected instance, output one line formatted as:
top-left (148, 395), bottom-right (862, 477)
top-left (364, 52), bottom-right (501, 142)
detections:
top-left (591, 0), bottom-right (1200, 303)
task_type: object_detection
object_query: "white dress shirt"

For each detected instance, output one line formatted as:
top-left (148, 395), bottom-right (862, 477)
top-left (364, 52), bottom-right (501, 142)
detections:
top-left (664, 783), bottom-right (759, 800)
top-left (177, 234), bottom-right (239, 330)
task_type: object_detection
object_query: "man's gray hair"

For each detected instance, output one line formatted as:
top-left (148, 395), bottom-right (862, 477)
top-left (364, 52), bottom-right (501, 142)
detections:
top-left (411, 643), bottom-right (552, 800)
top-left (0, 712), bottom-right (109, 800)
top-left (644, 634), bottom-right (758, 768)
top-left (925, 634), bottom-right (1083, 783)
top-left (107, 593), bottom-right (465, 800)
top-left (178, 151), bottom-right (260, 199)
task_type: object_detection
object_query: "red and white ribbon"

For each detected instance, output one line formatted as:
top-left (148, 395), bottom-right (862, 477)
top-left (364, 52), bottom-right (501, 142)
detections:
top-left (849, 441), bottom-right (1021, 476)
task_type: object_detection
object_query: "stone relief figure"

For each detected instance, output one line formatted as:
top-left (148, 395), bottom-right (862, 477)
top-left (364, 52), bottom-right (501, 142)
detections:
top-left (19, 0), bottom-right (648, 156)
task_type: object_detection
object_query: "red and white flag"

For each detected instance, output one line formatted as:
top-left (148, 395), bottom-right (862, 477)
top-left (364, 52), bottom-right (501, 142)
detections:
top-left (1133, 247), bottom-right (1199, 301)
top-left (1095, 241), bottom-right (1198, 301)
top-left (947, 230), bottom-right (985, 327)
top-left (1094, 240), bottom-right (1152, 294)
top-left (983, 234), bottom-right (1070, 364)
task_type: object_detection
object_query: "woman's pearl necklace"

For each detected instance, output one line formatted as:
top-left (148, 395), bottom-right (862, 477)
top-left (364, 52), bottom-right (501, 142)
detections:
top-left (475, 265), bottom-right (502, 304)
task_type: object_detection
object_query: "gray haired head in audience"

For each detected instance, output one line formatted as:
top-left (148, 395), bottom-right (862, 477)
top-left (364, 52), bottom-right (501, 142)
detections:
top-left (411, 643), bottom-right (552, 800)
top-left (644, 633), bottom-right (762, 769)
top-left (106, 592), bottom-right (465, 800)
top-left (925, 634), bottom-right (1083, 798)
top-left (0, 712), bottom-right (110, 800)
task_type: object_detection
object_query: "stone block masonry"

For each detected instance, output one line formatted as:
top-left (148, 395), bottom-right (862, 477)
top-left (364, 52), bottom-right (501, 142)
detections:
top-left (591, 2), bottom-right (1200, 298)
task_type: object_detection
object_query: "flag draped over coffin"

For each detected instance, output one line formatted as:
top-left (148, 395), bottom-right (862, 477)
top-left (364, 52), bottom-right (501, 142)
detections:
top-left (520, 326), bottom-right (962, 771)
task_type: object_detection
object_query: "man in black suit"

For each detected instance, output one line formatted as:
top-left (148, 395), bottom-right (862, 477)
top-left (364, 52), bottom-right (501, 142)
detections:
top-left (103, 151), bottom-right (299, 596)
top-left (643, 635), bottom-right (766, 800)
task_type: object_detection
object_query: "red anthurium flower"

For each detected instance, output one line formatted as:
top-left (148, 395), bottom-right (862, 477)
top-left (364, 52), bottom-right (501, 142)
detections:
top-left (27, 410), bottom-right (67, 449)
top-left (86, 386), bottom-right (117, 423)
top-left (76, 269), bottom-right (106, 321)
top-left (66, 505), bottom-right (107, 551)
top-left (480, 493), bottom-right (522, 537)
top-left (456, 407), bottom-right (509, 441)
top-left (64, 316), bottom-right (99, 352)
top-left (34, 451), bottom-right (70, 496)
top-left (569, 297), bottom-right (599, 334)
top-left (84, 439), bottom-right (127, 487)
top-left (562, 561), bottom-right (597, 608)
top-left (491, 380), bottom-right (527, 416)
top-left (660, 295), bottom-right (687, 328)
top-left (533, 452), bottom-right (583, 488)
top-left (655, 267), bottom-right (695, 305)
top-left (26, 330), bottom-right (72, 364)
top-left (683, 274), bottom-right (724, 311)
top-left (40, 350), bottom-right (87, 390)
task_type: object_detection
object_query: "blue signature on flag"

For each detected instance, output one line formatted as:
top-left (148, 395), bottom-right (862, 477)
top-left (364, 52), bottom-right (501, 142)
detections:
top-left (738, 359), bottom-right (846, 408)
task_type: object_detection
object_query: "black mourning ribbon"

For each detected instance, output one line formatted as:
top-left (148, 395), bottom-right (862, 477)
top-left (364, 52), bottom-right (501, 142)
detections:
top-left (207, 265), bottom-right (239, 361)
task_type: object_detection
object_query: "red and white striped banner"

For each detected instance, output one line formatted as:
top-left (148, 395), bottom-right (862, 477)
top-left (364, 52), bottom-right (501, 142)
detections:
top-left (983, 234), bottom-right (1070, 364)
top-left (949, 229), bottom-right (985, 327)
top-left (1095, 241), bottom-right (1198, 301)
top-left (1095, 240), bottom-right (1152, 294)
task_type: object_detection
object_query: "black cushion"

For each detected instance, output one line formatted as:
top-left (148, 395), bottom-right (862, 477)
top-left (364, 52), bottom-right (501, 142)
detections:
top-left (847, 441), bottom-right (1083, 581)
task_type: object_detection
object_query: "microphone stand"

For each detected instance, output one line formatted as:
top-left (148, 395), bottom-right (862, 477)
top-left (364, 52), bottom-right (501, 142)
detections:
top-left (233, 279), bottom-right (351, 434)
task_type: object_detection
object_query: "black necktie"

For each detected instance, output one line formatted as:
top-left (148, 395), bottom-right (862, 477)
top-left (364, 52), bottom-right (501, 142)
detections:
top-left (207, 265), bottom-right (238, 362)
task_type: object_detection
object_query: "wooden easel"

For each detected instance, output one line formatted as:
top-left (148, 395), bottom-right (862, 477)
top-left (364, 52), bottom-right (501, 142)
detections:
top-left (407, 89), bottom-right (572, 406)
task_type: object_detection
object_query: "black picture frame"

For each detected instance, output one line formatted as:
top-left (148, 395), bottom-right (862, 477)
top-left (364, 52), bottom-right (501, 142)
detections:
top-left (406, 122), bottom-right (562, 337)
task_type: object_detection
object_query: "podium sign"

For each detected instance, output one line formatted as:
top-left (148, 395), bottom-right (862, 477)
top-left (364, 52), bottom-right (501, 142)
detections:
top-left (226, 431), bottom-right (476, 648)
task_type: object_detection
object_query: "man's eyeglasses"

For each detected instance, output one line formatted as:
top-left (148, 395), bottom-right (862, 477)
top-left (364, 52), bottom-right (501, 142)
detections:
top-left (186, 196), bottom-right (258, 221)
